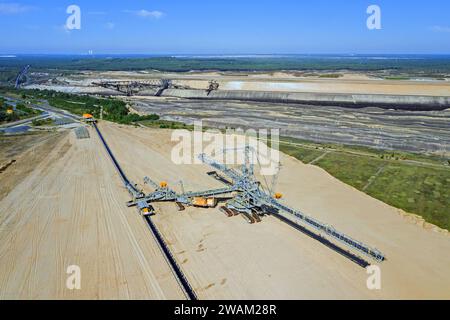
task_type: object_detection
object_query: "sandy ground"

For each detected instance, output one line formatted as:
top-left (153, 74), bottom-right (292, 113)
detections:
top-left (173, 77), bottom-right (450, 96)
top-left (28, 70), bottom-right (450, 97)
top-left (1, 122), bottom-right (449, 299)
top-left (0, 128), bottom-right (185, 299)
top-left (100, 123), bottom-right (450, 299)
top-left (0, 132), bottom-right (65, 201)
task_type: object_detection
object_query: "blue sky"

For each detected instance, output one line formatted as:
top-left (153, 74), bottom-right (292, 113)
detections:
top-left (0, 0), bottom-right (449, 54)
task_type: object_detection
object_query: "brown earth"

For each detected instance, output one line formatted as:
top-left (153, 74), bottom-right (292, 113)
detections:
top-left (0, 128), bottom-right (185, 299)
top-left (101, 123), bottom-right (450, 299)
top-left (0, 132), bottom-right (66, 201)
top-left (1, 122), bottom-right (449, 299)
top-left (29, 70), bottom-right (450, 97)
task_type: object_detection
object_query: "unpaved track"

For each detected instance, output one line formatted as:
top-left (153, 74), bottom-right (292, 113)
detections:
top-left (0, 128), bottom-right (185, 299)
top-left (100, 122), bottom-right (450, 299)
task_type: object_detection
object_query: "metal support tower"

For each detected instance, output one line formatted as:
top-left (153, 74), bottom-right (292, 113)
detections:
top-left (129, 148), bottom-right (385, 263)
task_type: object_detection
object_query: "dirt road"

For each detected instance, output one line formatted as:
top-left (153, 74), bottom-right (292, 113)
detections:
top-left (0, 129), bottom-right (185, 299)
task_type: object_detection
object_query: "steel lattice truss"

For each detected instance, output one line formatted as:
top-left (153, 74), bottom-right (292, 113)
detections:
top-left (127, 148), bottom-right (385, 263)
top-left (15, 65), bottom-right (31, 89)
top-left (92, 79), bottom-right (191, 96)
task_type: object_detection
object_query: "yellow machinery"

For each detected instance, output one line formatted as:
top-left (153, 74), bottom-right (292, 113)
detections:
top-left (160, 181), bottom-right (168, 188)
top-left (82, 113), bottom-right (96, 123)
top-left (192, 197), bottom-right (217, 208)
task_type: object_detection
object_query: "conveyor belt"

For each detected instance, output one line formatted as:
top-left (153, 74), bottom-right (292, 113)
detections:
top-left (144, 215), bottom-right (197, 300)
top-left (92, 122), bottom-right (197, 300)
top-left (93, 123), bottom-right (134, 188)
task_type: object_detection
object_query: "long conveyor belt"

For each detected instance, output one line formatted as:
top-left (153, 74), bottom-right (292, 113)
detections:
top-left (92, 122), bottom-right (198, 300)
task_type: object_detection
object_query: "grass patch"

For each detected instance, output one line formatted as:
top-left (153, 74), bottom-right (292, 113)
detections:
top-left (315, 152), bottom-right (385, 190)
top-left (384, 76), bottom-right (410, 80)
top-left (278, 136), bottom-right (450, 230)
top-left (138, 119), bottom-right (195, 130)
top-left (31, 118), bottom-right (54, 126)
top-left (0, 97), bottom-right (42, 124)
top-left (279, 143), bottom-right (325, 164)
top-left (319, 73), bottom-right (343, 78)
top-left (280, 135), bottom-right (448, 166)
top-left (367, 165), bottom-right (450, 230)
top-left (2, 88), bottom-right (160, 125)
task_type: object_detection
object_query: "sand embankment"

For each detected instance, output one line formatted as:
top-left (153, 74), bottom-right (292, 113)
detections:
top-left (161, 89), bottom-right (450, 110)
top-left (26, 70), bottom-right (450, 110)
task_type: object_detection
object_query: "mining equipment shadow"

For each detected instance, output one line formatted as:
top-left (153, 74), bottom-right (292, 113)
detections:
top-left (271, 211), bottom-right (372, 268)
top-left (143, 215), bottom-right (198, 300)
top-left (92, 121), bottom-right (198, 300)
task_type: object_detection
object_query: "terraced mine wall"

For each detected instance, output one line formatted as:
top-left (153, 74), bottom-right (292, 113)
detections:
top-left (160, 89), bottom-right (450, 111)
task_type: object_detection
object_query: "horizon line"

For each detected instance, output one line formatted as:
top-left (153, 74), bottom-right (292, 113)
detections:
top-left (2, 52), bottom-right (450, 57)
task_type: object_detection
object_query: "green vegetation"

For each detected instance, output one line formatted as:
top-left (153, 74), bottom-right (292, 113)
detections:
top-left (367, 165), bottom-right (450, 230)
top-left (2, 88), bottom-right (160, 125)
top-left (318, 73), bottom-right (343, 78)
top-left (316, 152), bottom-right (385, 189)
top-left (280, 135), bottom-right (447, 166)
top-left (384, 76), bottom-right (410, 80)
top-left (279, 143), bottom-right (325, 164)
top-left (31, 118), bottom-right (54, 126)
top-left (139, 119), bottom-right (194, 130)
top-left (1, 55), bottom-right (450, 75)
top-left (278, 137), bottom-right (450, 231)
top-left (0, 68), bottom-right (20, 84)
top-left (3, 87), bottom-right (449, 230)
top-left (0, 97), bottom-right (42, 124)
top-left (15, 103), bottom-right (41, 116)
top-left (300, 73), bottom-right (343, 78)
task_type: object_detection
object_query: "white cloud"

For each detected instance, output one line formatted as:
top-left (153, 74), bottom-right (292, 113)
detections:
top-left (124, 9), bottom-right (164, 19)
top-left (430, 25), bottom-right (450, 33)
top-left (137, 10), bottom-right (163, 18)
top-left (0, 2), bottom-right (35, 14)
